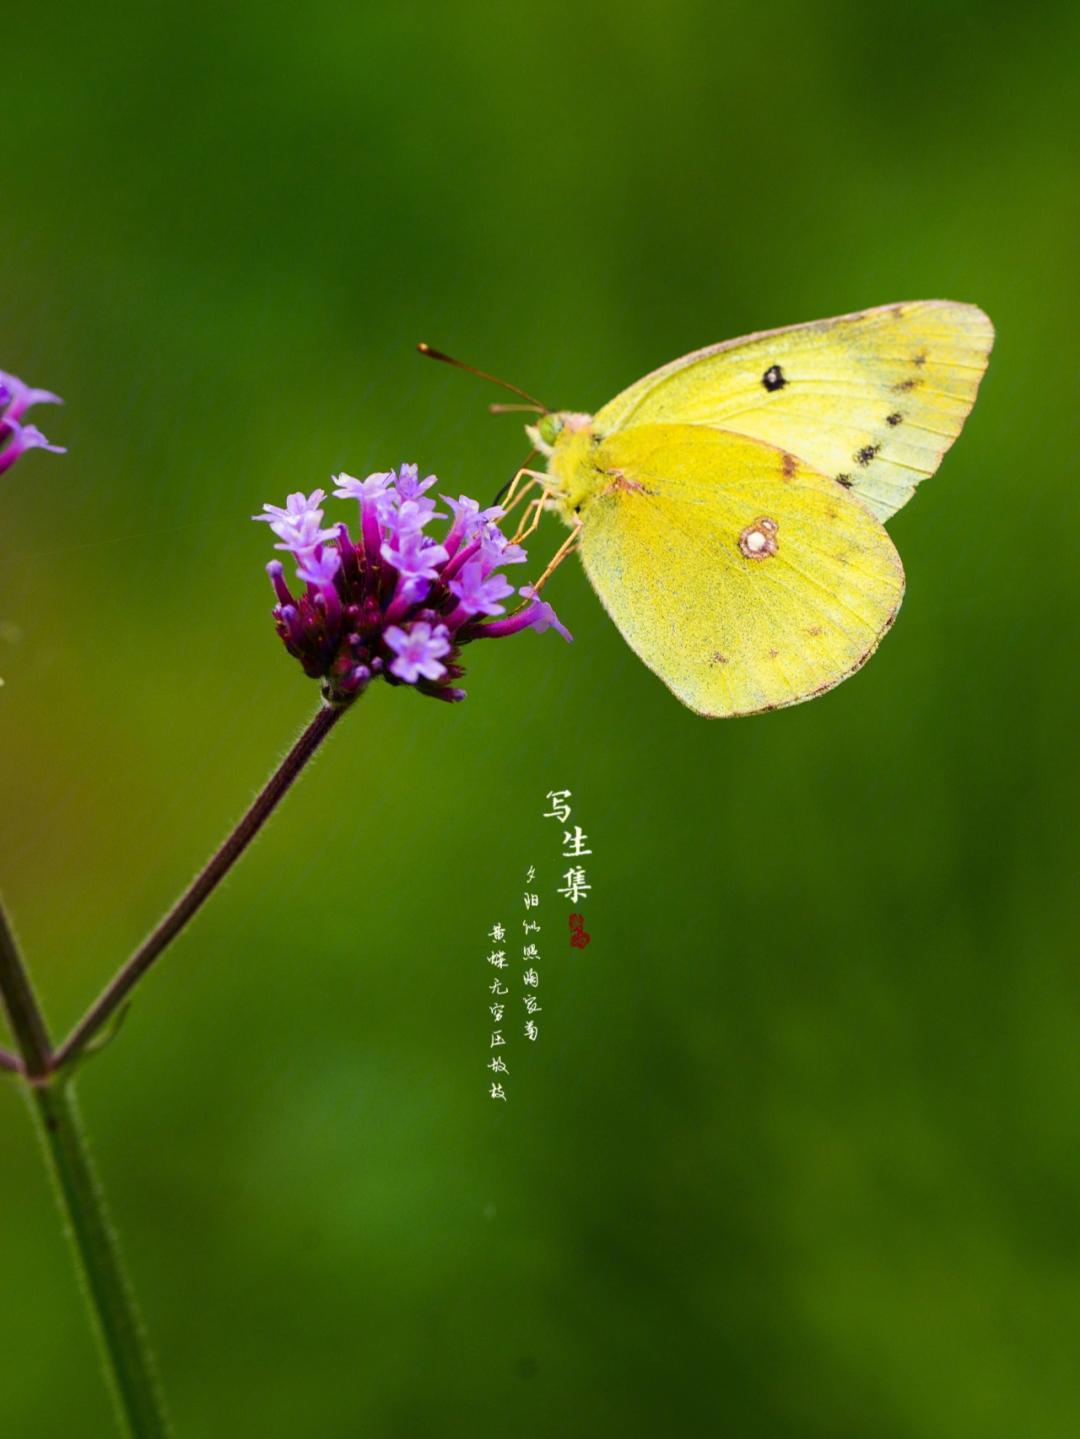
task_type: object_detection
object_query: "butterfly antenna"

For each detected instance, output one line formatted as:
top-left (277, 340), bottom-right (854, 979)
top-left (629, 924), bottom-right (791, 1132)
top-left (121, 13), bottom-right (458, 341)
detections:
top-left (416, 343), bottom-right (548, 412)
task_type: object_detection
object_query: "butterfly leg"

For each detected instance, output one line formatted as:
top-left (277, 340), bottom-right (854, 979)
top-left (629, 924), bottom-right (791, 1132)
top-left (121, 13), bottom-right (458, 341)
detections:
top-left (521, 515), bottom-right (584, 600)
top-left (510, 493), bottom-right (549, 546)
top-left (500, 466), bottom-right (549, 515)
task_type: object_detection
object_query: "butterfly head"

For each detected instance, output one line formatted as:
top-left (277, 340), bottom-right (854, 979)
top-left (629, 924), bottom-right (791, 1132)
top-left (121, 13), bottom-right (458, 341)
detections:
top-left (526, 410), bottom-right (594, 458)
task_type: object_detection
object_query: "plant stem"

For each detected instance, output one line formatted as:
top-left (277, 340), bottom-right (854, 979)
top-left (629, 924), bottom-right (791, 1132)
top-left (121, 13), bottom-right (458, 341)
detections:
top-left (0, 899), bottom-right (51, 1078)
top-left (32, 1078), bottom-right (170, 1439)
top-left (0, 896), bottom-right (167, 1436)
top-left (55, 699), bottom-right (352, 1070)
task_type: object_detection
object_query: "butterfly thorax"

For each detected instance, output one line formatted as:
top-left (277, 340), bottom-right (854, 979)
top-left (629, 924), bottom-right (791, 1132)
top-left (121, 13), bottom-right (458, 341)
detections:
top-left (547, 425), bottom-right (604, 526)
top-left (527, 413), bottom-right (607, 527)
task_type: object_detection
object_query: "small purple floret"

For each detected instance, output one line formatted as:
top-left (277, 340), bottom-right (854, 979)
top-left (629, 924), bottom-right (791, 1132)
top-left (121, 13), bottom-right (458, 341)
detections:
top-left (477, 588), bottom-right (574, 643)
top-left (253, 490), bottom-right (336, 554)
top-left (527, 599), bottom-right (574, 643)
top-left (254, 459), bottom-right (572, 703)
top-left (448, 562), bottom-right (514, 617)
top-left (478, 520), bottom-right (527, 571)
top-left (381, 528), bottom-right (449, 582)
top-left (393, 463), bottom-right (438, 503)
top-left (385, 621), bottom-right (452, 682)
top-left (294, 545), bottom-right (341, 589)
top-left (253, 489), bottom-right (327, 525)
top-left (332, 470), bottom-right (397, 521)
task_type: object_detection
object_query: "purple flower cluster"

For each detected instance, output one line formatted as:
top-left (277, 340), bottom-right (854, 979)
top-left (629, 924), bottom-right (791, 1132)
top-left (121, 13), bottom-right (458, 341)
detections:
top-left (0, 372), bottom-right (65, 476)
top-left (254, 463), bottom-right (572, 703)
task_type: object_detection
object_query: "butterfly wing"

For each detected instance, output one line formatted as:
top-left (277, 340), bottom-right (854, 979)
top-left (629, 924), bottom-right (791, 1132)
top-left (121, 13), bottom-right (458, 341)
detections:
top-left (593, 301), bottom-right (993, 521)
top-left (579, 424), bottom-right (904, 717)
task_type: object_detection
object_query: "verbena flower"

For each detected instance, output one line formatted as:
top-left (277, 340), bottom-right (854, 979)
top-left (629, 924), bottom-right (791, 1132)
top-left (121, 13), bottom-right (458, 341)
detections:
top-left (255, 463), bottom-right (572, 703)
top-left (0, 372), bottom-right (65, 476)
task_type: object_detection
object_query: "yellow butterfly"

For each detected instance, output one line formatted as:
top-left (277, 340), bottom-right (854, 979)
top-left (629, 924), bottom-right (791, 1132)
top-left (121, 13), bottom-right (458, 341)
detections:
top-left (517, 300), bottom-right (993, 717)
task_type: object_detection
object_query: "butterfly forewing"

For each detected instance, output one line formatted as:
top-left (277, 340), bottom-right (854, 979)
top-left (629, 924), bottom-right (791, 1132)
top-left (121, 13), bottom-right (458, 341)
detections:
top-left (593, 301), bottom-right (993, 521)
top-left (579, 425), bottom-right (905, 717)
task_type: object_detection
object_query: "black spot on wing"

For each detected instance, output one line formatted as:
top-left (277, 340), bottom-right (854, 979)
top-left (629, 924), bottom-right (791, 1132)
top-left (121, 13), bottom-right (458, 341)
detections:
top-left (836, 474), bottom-right (854, 488)
top-left (894, 377), bottom-right (920, 393)
top-left (855, 444), bottom-right (880, 466)
top-left (886, 412), bottom-right (903, 426)
top-left (762, 364), bottom-right (786, 392)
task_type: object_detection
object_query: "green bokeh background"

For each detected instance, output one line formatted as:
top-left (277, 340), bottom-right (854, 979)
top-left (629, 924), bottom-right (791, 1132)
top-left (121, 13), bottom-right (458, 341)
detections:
top-left (2, 1), bottom-right (1080, 1434)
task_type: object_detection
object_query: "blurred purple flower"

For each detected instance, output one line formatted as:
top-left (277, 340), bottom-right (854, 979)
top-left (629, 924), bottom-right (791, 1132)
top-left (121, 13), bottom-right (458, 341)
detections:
top-left (0, 372), bottom-right (65, 475)
top-left (0, 372), bottom-right (63, 425)
top-left (0, 420), bottom-right (66, 476)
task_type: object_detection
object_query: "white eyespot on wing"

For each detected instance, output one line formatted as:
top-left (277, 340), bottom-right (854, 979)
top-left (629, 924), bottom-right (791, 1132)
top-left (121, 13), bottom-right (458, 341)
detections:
top-left (739, 516), bottom-right (779, 560)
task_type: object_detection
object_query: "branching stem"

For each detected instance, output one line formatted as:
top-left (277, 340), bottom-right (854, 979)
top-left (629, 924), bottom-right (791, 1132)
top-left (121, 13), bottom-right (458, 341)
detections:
top-left (55, 698), bottom-right (352, 1070)
top-left (0, 900), bottom-right (51, 1078)
top-left (0, 696), bottom-right (354, 1438)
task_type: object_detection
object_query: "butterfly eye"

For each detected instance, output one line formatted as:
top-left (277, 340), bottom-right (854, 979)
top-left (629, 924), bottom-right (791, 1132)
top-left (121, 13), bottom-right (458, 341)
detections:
top-left (538, 414), bottom-right (564, 446)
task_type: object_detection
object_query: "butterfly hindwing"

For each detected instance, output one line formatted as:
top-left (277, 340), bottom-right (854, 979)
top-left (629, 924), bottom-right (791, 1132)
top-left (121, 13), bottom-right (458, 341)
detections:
top-left (578, 425), bottom-right (905, 717)
top-left (593, 301), bottom-right (993, 521)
